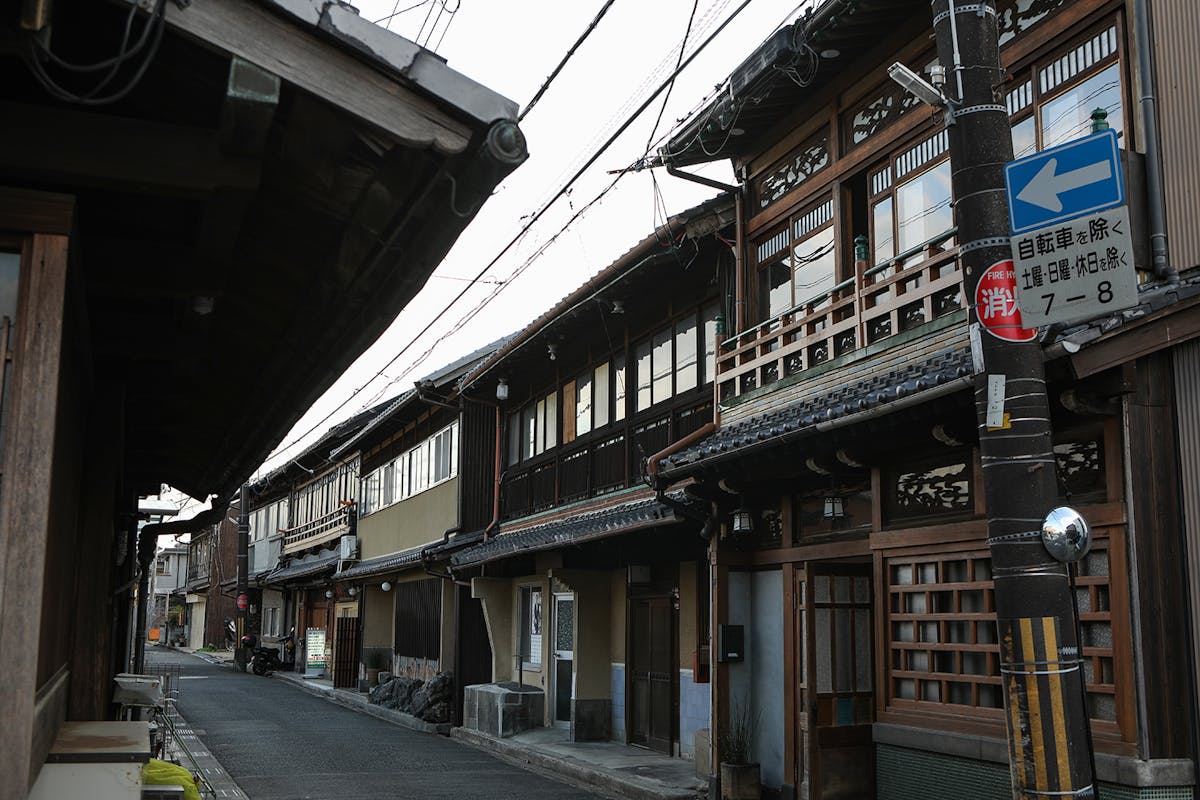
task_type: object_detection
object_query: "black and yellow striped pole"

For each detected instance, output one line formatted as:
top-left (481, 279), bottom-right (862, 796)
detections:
top-left (929, 1), bottom-right (1098, 797)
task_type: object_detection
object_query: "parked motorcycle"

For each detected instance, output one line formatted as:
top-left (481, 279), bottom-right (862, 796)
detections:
top-left (241, 629), bottom-right (295, 676)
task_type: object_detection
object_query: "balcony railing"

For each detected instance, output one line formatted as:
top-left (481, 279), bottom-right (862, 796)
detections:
top-left (282, 503), bottom-right (354, 553)
top-left (718, 229), bottom-right (962, 403)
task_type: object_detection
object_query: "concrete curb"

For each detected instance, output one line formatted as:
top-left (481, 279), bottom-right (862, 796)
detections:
top-left (451, 727), bottom-right (706, 800)
top-left (271, 671), bottom-right (452, 735)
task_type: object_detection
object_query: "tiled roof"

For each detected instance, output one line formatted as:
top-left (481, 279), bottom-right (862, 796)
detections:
top-left (450, 494), bottom-right (693, 568)
top-left (259, 549), bottom-right (340, 585)
top-left (335, 546), bottom-right (425, 581)
top-left (657, 348), bottom-right (974, 480)
top-left (1045, 271), bottom-right (1200, 348)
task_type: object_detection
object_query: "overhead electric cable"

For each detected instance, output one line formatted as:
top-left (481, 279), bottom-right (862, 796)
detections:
top-left (266, 0), bottom-right (758, 465)
top-left (519, 0), bottom-right (618, 122)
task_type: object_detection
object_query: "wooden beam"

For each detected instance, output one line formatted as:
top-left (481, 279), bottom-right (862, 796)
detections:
top-left (1069, 298), bottom-right (1200, 378)
top-left (0, 188), bottom-right (75, 235)
top-left (153, 0), bottom-right (472, 154)
top-left (0, 101), bottom-right (261, 194)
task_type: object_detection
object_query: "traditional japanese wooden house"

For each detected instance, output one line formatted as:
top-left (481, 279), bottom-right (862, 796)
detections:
top-left (650, 1), bottom-right (1200, 798)
top-left (447, 196), bottom-right (734, 764)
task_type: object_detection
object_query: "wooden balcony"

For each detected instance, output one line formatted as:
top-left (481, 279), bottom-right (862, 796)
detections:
top-left (281, 503), bottom-right (354, 554)
top-left (718, 229), bottom-right (963, 404)
top-left (502, 401), bottom-right (712, 521)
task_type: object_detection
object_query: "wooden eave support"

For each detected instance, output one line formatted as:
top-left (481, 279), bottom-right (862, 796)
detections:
top-left (150, 0), bottom-right (472, 154)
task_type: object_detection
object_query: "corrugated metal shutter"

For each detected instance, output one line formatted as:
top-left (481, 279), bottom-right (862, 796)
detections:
top-left (1151, 0), bottom-right (1200, 270)
top-left (1172, 339), bottom-right (1200, 739)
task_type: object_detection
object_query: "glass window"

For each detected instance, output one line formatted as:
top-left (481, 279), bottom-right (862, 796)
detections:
top-left (541, 392), bottom-right (557, 452)
top-left (793, 228), bottom-right (837, 305)
top-left (872, 196), bottom-right (895, 266)
top-left (702, 303), bottom-right (720, 386)
top-left (652, 328), bottom-right (673, 404)
top-left (613, 353), bottom-right (627, 422)
top-left (508, 411), bottom-right (521, 466)
top-left (382, 462), bottom-right (395, 506)
top-left (675, 314), bottom-right (698, 393)
top-left (760, 258), bottom-right (792, 318)
top-left (896, 160), bottom-right (953, 254)
top-left (535, 396), bottom-right (548, 453)
top-left (1011, 116), bottom-right (1037, 159)
top-left (522, 405), bottom-right (536, 461)
top-left (593, 363), bottom-right (610, 429)
top-left (575, 370), bottom-right (592, 436)
top-left (1041, 62), bottom-right (1123, 149)
top-left (635, 340), bottom-right (653, 413)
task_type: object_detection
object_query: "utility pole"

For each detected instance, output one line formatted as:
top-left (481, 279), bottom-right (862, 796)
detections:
top-left (930, 2), bottom-right (1096, 798)
top-left (235, 483), bottom-right (250, 672)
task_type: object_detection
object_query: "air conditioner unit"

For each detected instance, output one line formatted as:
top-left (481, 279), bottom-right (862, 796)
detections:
top-left (339, 535), bottom-right (359, 561)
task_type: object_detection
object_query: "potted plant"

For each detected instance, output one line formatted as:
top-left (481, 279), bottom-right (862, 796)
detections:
top-left (362, 647), bottom-right (390, 688)
top-left (719, 698), bottom-right (761, 800)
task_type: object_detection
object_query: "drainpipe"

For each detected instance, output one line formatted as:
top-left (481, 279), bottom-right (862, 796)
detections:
top-left (1133, 0), bottom-right (1177, 284)
top-left (646, 421), bottom-right (717, 486)
top-left (486, 403), bottom-right (502, 541)
top-left (421, 526), bottom-right (471, 587)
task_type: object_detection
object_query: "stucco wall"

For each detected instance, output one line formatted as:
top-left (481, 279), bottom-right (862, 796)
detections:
top-left (357, 477), bottom-right (459, 560)
top-left (361, 585), bottom-right (393, 649)
top-left (727, 569), bottom-right (785, 788)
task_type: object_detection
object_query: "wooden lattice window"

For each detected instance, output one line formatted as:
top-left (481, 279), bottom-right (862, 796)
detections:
top-left (883, 531), bottom-right (1132, 741)
top-left (887, 549), bottom-right (1002, 713)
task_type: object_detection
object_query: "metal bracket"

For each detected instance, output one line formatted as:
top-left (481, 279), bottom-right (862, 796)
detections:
top-left (933, 3), bottom-right (997, 25)
top-left (959, 236), bottom-right (1011, 254)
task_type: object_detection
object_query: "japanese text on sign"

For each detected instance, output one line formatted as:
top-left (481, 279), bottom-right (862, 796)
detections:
top-left (1010, 206), bottom-right (1137, 328)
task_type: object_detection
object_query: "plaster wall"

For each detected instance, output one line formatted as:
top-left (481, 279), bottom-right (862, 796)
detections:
top-left (357, 477), bottom-right (458, 559)
top-left (727, 569), bottom-right (785, 788)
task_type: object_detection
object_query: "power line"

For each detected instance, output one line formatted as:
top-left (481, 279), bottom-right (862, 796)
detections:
top-left (265, 0), bottom-right (759, 465)
top-left (519, 0), bottom-right (618, 123)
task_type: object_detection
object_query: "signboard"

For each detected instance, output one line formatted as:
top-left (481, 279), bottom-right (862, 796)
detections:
top-left (305, 627), bottom-right (326, 676)
top-left (1010, 206), bottom-right (1138, 328)
top-left (974, 260), bottom-right (1037, 342)
top-left (1005, 129), bottom-right (1123, 234)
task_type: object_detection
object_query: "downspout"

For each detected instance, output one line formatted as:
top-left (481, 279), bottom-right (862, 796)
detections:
top-left (486, 403), bottom-right (502, 541)
top-left (422, 526), bottom-right (470, 587)
top-left (1133, 0), bottom-right (1177, 284)
top-left (646, 422), bottom-right (719, 537)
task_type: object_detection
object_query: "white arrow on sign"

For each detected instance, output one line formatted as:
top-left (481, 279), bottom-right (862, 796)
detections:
top-left (1016, 157), bottom-right (1113, 212)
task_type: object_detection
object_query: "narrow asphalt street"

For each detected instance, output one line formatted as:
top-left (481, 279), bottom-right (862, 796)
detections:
top-left (144, 647), bottom-right (602, 800)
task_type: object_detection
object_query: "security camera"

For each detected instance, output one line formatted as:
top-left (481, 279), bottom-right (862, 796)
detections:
top-left (888, 62), bottom-right (944, 106)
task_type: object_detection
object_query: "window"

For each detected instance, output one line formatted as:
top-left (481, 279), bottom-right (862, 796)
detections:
top-left (613, 354), bottom-right (627, 423)
top-left (883, 451), bottom-right (973, 527)
top-left (869, 131), bottom-right (954, 271)
top-left (675, 313), bottom-right (698, 394)
top-left (755, 197), bottom-right (836, 321)
top-left (1008, 24), bottom-right (1124, 156)
top-left (156, 557), bottom-right (169, 576)
top-left (536, 391), bottom-right (557, 453)
top-left (575, 370), bottom-right (593, 437)
top-left (635, 339), bottom-right (653, 413)
top-left (651, 328), bottom-right (672, 404)
top-left (519, 585), bottom-right (543, 667)
top-left (593, 363), bottom-right (610, 429)
top-left (701, 302), bottom-right (720, 386)
top-left (359, 422), bottom-right (459, 515)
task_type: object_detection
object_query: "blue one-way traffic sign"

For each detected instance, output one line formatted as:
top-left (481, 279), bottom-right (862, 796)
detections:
top-left (1004, 129), bottom-right (1124, 234)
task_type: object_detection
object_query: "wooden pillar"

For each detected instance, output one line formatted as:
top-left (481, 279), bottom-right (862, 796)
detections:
top-left (0, 231), bottom-right (70, 796)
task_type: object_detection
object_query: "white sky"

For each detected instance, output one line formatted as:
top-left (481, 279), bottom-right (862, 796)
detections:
top-left (173, 0), bottom-right (817, 514)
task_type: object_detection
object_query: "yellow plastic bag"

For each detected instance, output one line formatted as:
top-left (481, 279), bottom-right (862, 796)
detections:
top-left (142, 758), bottom-right (201, 800)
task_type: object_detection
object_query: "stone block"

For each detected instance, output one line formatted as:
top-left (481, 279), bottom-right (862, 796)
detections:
top-left (462, 682), bottom-right (545, 738)
top-left (570, 698), bottom-right (611, 742)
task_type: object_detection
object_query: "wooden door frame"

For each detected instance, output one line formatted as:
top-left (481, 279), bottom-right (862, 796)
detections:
top-left (625, 589), bottom-right (679, 755)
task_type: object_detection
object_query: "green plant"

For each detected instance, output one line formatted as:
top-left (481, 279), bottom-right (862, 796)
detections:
top-left (719, 696), bottom-right (760, 765)
top-left (362, 647), bottom-right (391, 670)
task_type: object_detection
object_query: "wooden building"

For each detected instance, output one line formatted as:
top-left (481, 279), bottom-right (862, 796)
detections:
top-left (649, 1), bottom-right (1200, 798)
top-left (445, 196), bottom-right (734, 760)
top-left (0, 1), bottom-right (524, 796)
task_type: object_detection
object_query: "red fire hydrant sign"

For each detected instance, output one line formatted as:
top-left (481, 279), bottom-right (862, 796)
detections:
top-left (975, 260), bottom-right (1038, 342)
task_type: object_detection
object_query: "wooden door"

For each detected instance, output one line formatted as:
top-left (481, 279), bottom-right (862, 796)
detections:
top-left (797, 564), bottom-right (875, 800)
top-left (332, 616), bottom-right (359, 688)
top-left (454, 586), bottom-right (492, 726)
top-left (629, 595), bottom-right (674, 754)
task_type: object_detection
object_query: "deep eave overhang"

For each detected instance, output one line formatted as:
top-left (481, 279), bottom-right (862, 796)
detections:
top-left (4, 0), bottom-right (528, 505)
top-left (449, 493), bottom-right (694, 569)
top-left (659, 0), bottom-right (927, 168)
